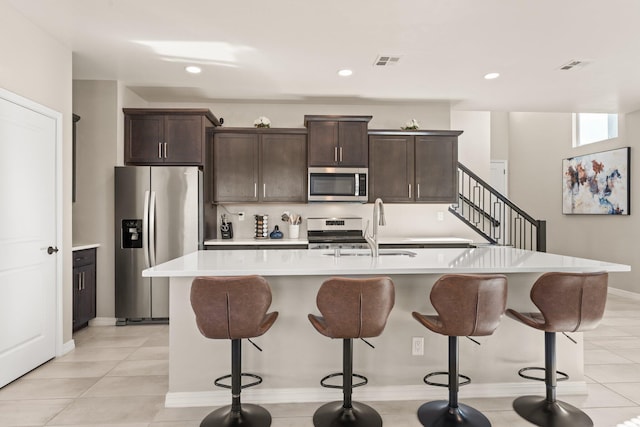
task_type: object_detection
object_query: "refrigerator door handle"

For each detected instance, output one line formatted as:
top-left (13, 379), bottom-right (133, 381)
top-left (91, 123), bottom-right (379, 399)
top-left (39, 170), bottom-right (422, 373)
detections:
top-left (142, 190), bottom-right (151, 268)
top-left (149, 190), bottom-right (157, 266)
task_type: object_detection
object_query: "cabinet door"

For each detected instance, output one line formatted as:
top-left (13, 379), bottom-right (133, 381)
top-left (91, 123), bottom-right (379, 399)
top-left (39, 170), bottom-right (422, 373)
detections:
top-left (338, 121), bottom-right (368, 167)
top-left (125, 114), bottom-right (164, 164)
top-left (369, 135), bottom-right (414, 202)
top-left (415, 136), bottom-right (458, 203)
top-left (213, 133), bottom-right (259, 202)
top-left (164, 115), bottom-right (203, 165)
top-left (72, 248), bottom-right (96, 332)
top-left (261, 134), bottom-right (307, 202)
top-left (74, 264), bottom-right (96, 330)
top-left (307, 121), bottom-right (339, 166)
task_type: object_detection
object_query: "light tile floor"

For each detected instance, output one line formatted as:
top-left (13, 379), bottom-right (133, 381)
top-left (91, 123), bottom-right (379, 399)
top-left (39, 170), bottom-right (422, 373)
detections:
top-left (1, 294), bottom-right (639, 426)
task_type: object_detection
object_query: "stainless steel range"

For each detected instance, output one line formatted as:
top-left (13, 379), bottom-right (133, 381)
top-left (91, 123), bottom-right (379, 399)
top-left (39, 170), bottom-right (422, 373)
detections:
top-left (307, 217), bottom-right (368, 249)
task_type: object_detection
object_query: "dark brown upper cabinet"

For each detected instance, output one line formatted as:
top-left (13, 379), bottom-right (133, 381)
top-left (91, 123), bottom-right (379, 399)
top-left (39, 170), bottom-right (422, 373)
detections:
top-left (305, 115), bottom-right (372, 167)
top-left (124, 108), bottom-right (219, 166)
top-left (211, 128), bottom-right (307, 203)
top-left (368, 130), bottom-right (462, 203)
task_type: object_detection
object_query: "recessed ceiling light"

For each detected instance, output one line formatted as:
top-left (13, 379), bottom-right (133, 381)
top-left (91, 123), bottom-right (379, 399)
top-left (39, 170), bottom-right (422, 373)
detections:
top-left (338, 69), bottom-right (353, 77)
top-left (484, 72), bottom-right (500, 80)
top-left (185, 65), bottom-right (202, 74)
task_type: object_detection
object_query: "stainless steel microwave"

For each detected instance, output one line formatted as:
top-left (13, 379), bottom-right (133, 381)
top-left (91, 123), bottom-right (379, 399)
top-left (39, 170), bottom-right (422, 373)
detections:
top-left (308, 167), bottom-right (368, 202)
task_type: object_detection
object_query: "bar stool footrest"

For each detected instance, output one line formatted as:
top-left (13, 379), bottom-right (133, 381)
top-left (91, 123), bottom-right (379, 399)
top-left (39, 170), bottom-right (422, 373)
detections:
top-left (423, 371), bottom-right (471, 388)
top-left (320, 372), bottom-right (368, 389)
top-left (214, 373), bottom-right (263, 390)
top-left (518, 366), bottom-right (569, 382)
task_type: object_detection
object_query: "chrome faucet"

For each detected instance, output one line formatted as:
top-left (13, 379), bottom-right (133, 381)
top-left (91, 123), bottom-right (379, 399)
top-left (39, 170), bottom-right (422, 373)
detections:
top-left (364, 198), bottom-right (386, 257)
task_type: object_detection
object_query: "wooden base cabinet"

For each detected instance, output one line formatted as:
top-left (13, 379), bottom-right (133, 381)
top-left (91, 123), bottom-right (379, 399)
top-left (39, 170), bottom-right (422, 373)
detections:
top-left (73, 248), bottom-right (96, 332)
top-left (211, 128), bottom-right (307, 203)
top-left (369, 130), bottom-right (462, 203)
top-left (124, 109), bottom-right (219, 165)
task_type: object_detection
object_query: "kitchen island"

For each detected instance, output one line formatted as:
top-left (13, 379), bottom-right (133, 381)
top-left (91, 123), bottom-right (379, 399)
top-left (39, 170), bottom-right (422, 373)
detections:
top-left (142, 247), bottom-right (629, 408)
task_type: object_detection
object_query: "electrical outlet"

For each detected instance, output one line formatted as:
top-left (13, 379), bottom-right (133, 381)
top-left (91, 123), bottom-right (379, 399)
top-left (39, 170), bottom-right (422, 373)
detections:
top-left (412, 337), bottom-right (424, 356)
top-left (238, 212), bottom-right (245, 221)
top-left (437, 211), bottom-right (444, 221)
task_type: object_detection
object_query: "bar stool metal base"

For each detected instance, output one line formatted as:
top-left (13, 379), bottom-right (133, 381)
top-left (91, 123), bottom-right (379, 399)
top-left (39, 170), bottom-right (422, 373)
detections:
top-left (512, 395), bottom-right (593, 427)
top-left (200, 403), bottom-right (271, 427)
top-left (417, 400), bottom-right (490, 427)
top-left (313, 401), bottom-right (382, 427)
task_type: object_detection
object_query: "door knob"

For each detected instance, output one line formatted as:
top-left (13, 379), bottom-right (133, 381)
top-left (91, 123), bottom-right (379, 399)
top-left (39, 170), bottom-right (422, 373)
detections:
top-left (47, 246), bottom-right (59, 254)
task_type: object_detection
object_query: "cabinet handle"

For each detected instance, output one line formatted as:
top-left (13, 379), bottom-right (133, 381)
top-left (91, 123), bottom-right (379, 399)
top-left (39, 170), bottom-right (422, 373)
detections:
top-left (82, 272), bottom-right (85, 290)
top-left (409, 184), bottom-right (412, 198)
top-left (263, 183), bottom-right (266, 198)
top-left (334, 147), bottom-right (338, 162)
top-left (164, 142), bottom-right (168, 158)
top-left (77, 273), bottom-right (81, 291)
top-left (158, 143), bottom-right (162, 158)
top-left (254, 183), bottom-right (257, 198)
top-left (339, 147), bottom-right (343, 162)
top-left (417, 184), bottom-right (420, 199)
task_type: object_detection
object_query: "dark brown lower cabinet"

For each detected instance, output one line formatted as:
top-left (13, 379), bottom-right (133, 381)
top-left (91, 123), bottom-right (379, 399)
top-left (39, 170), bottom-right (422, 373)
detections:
top-left (73, 248), bottom-right (96, 332)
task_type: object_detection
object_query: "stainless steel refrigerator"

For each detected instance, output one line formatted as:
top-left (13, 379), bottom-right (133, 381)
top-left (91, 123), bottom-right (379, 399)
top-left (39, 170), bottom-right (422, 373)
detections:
top-left (115, 166), bottom-right (203, 324)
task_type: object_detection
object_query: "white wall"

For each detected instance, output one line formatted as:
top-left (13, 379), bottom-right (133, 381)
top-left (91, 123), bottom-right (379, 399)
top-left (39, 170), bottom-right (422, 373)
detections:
top-left (73, 81), bottom-right (147, 319)
top-left (508, 111), bottom-right (636, 293)
top-left (0, 0), bottom-right (73, 342)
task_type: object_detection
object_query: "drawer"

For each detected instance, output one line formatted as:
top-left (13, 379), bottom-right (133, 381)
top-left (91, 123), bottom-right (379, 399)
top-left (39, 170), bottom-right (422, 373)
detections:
top-left (73, 248), bottom-right (96, 268)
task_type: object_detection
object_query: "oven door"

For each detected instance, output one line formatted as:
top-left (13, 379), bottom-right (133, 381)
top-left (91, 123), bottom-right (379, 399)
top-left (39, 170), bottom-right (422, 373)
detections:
top-left (308, 167), bottom-right (368, 202)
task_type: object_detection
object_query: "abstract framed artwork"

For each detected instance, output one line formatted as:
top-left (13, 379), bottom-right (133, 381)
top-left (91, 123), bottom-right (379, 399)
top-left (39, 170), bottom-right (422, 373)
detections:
top-left (562, 147), bottom-right (630, 215)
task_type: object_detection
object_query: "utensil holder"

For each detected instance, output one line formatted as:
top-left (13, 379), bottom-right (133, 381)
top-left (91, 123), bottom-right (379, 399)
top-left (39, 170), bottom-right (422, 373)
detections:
top-left (289, 224), bottom-right (300, 239)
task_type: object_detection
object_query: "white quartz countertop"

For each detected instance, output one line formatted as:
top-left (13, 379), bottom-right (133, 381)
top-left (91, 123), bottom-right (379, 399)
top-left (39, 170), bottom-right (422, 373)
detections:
top-left (72, 243), bottom-right (101, 251)
top-left (202, 236), bottom-right (472, 246)
top-left (142, 247), bottom-right (630, 277)
top-left (204, 238), bottom-right (308, 245)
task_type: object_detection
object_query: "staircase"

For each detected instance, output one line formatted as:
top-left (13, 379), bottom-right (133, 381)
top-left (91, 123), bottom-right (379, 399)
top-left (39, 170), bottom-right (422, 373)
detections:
top-left (449, 162), bottom-right (547, 252)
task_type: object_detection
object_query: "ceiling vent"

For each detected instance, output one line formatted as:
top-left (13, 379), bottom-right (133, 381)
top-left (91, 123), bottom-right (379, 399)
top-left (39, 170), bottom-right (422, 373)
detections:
top-left (374, 55), bottom-right (401, 66)
top-left (559, 60), bottom-right (588, 71)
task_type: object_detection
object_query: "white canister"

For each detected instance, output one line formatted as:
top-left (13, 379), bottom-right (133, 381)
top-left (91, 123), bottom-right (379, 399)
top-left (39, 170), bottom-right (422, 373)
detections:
top-left (288, 224), bottom-right (300, 239)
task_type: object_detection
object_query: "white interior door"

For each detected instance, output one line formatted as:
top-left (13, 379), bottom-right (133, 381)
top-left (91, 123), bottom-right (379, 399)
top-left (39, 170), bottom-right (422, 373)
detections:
top-left (0, 90), bottom-right (59, 388)
top-left (490, 160), bottom-right (508, 196)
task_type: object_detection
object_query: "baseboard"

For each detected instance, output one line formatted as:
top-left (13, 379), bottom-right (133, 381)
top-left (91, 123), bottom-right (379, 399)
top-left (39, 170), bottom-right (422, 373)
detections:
top-left (165, 381), bottom-right (588, 408)
top-left (89, 317), bottom-right (118, 326)
top-left (608, 287), bottom-right (640, 300)
top-left (58, 339), bottom-right (75, 357)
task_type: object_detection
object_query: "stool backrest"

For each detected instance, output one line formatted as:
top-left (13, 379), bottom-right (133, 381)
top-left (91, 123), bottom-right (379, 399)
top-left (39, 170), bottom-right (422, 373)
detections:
top-left (530, 271), bottom-right (608, 332)
top-left (430, 274), bottom-right (508, 336)
top-left (316, 276), bottom-right (395, 339)
top-left (191, 275), bottom-right (274, 339)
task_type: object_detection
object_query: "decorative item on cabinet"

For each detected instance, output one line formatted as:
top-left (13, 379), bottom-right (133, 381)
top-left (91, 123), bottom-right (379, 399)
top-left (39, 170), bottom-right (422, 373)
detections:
top-left (304, 115), bottom-right (372, 167)
top-left (401, 118), bottom-right (420, 130)
top-left (73, 247), bottom-right (97, 331)
top-left (123, 108), bottom-right (220, 166)
top-left (254, 116), bottom-right (271, 128)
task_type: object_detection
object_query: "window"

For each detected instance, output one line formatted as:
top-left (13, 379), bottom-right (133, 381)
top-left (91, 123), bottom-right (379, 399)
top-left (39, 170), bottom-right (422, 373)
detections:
top-left (573, 113), bottom-right (618, 146)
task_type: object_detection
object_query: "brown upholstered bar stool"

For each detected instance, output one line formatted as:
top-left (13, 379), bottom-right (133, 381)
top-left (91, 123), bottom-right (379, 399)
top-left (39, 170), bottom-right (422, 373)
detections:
top-left (506, 271), bottom-right (608, 427)
top-left (412, 274), bottom-right (508, 427)
top-left (308, 276), bottom-right (395, 427)
top-left (190, 275), bottom-right (278, 427)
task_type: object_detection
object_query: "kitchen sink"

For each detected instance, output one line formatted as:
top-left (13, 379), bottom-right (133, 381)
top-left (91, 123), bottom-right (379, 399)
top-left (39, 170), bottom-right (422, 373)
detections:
top-left (324, 249), bottom-right (417, 257)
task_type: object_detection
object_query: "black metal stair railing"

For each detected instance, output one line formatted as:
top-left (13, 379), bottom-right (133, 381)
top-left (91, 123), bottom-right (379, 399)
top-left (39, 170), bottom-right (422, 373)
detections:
top-left (449, 162), bottom-right (547, 252)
